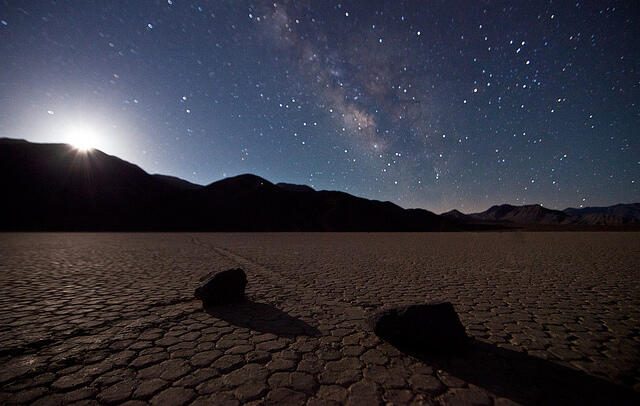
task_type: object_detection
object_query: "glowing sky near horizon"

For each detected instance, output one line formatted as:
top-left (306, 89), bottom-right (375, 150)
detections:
top-left (0, 1), bottom-right (638, 213)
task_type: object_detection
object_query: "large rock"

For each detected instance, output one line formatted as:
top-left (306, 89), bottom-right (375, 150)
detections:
top-left (370, 302), bottom-right (467, 351)
top-left (195, 268), bottom-right (247, 306)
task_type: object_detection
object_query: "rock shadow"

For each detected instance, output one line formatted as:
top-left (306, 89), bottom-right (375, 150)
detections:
top-left (204, 300), bottom-right (320, 338)
top-left (390, 337), bottom-right (639, 406)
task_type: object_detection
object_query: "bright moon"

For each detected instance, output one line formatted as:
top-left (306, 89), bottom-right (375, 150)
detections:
top-left (65, 123), bottom-right (101, 151)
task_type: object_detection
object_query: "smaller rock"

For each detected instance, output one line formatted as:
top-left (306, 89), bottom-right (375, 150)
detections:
top-left (370, 302), bottom-right (467, 352)
top-left (195, 268), bottom-right (247, 306)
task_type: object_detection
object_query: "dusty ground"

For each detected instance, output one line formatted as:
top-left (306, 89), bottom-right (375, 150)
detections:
top-left (0, 232), bottom-right (639, 405)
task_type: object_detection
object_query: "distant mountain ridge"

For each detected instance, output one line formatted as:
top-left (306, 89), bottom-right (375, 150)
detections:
top-left (441, 202), bottom-right (640, 227)
top-left (1, 138), bottom-right (637, 231)
top-left (469, 204), bottom-right (572, 224)
top-left (563, 203), bottom-right (640, 223)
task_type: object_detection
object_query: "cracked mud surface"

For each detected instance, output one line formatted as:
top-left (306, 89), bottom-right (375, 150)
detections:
top-left (1, 232), bottom-right (639, 405)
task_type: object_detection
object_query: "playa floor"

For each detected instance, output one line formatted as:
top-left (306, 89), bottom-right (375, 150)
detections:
top-left (1, 232), bottom-right (639, 405)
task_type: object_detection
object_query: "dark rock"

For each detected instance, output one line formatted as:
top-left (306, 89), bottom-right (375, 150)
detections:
top-left (195, 268), bottom-right (247, 305)
top-left (370, 302), bottom-right (467, 351)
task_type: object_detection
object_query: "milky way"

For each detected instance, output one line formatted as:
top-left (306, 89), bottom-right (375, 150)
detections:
top-left (0, 1), bottom-right (638, 212)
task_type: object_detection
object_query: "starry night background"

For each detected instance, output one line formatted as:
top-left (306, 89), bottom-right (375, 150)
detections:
top-left (0, 0), bottom-right (638, 213)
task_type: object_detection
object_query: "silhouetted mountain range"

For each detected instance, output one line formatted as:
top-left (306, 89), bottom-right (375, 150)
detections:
top-left (1, 138), bottom-right (637, 231)
top-left (0, 138), bottom-right (460, 231)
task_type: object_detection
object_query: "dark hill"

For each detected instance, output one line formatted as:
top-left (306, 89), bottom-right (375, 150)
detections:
top-left (0, 138), bottom-right (459, 231)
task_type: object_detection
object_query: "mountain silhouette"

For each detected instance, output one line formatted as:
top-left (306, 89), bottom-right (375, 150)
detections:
top-left (0, 138), bottom-right (459, 231)
top-left (2, 138), bottom-right (636, 231)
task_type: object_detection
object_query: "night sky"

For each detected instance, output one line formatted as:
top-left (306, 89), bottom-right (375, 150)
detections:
top-left (1, 1), bottom-right (638, 213)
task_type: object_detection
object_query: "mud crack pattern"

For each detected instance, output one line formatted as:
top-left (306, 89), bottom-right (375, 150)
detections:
top-left (1, 232), bottom-right (639, 405)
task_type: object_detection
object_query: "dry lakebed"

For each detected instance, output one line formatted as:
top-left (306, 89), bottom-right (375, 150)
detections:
top-left (0, 232), bottom-right (639, 405)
